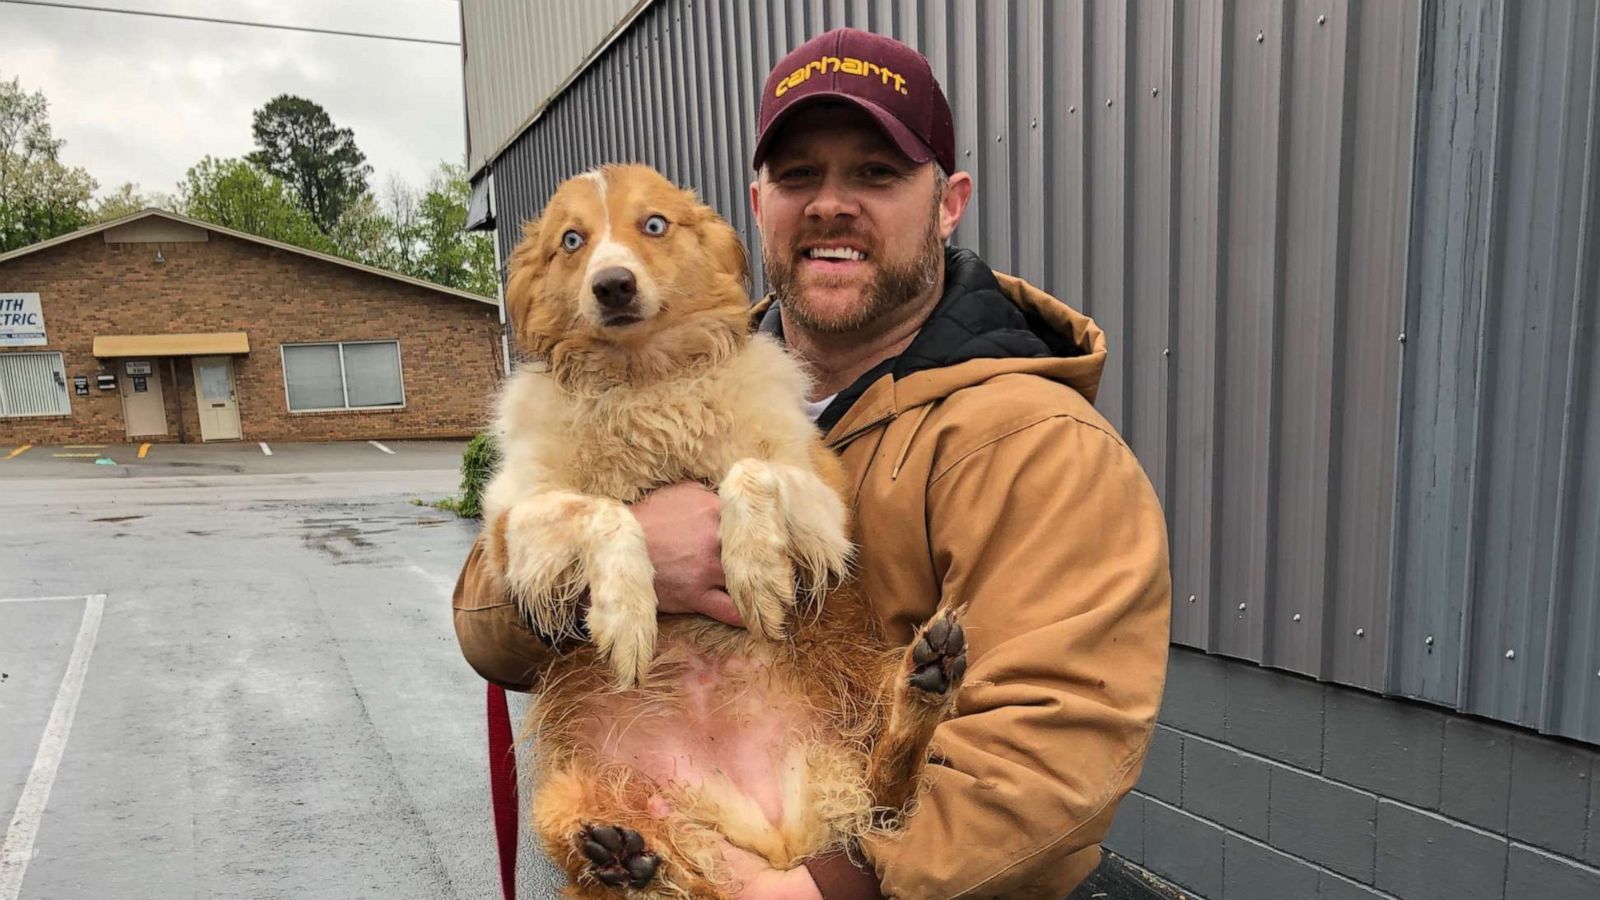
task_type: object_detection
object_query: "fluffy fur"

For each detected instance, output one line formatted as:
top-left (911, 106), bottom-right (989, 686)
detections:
top-left (481, 164), bottom-right (964, 898)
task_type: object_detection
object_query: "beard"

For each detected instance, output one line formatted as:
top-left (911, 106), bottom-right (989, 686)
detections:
top-left (765, 210), bottom-right (944, 336)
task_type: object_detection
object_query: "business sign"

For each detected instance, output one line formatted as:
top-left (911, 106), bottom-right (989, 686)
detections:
top-left (0, 293), bottom-right (46, 346)
top-left (125, 361), bottom-right (152, 375)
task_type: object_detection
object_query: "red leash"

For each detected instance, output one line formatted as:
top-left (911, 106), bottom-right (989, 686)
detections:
top-left (487, 682), bottom-right (519, 900)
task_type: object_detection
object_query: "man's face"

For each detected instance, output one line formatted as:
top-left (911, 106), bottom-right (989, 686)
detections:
top-left (750, 104), bottom-right (967, 335)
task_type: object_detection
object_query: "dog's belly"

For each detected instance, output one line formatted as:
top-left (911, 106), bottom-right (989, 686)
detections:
top-left (577, 642), bottom-right (811, 828)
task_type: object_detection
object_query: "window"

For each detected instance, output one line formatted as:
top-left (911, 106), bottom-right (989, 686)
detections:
top-left (0, 352), bottom-right (70, 417)
top-left (281, 341), bottom-right (405, 412)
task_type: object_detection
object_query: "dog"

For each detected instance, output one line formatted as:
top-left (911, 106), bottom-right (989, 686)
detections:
top-left (482, 163), bottom-right (967, 898)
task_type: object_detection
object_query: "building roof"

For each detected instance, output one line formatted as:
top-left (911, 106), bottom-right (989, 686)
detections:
top-left (0, 208), bottom-right (499, 308)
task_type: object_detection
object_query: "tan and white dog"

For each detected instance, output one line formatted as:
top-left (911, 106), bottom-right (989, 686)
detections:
top-left (482, 164), bottom-right (966, 898)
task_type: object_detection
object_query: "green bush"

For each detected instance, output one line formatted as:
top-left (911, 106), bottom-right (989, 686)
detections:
top-left (456, 432), bottom-right (501, 519)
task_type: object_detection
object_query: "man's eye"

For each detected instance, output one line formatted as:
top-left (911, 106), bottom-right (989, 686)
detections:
top-left (862, 165), bottom-right (899, 180)
top-left (778, 167), bottom-right (815, 182)
top-left (561, 230), bottom-right (585, 252)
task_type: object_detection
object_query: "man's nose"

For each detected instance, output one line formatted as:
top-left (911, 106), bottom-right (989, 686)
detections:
top-left (591, 267), bottom-right (638, 309)
top-left (804, 174), bottom-right (860, 220)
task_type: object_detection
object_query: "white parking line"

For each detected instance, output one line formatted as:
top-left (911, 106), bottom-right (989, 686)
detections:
top-left (259, 442), bottom-right (272, 456)
top-left (369, 441), bottom-right (395, 455)
top-left (0, 595), bottom-right (87, 604)
top-left (0, 593), bottom-right (106, 900)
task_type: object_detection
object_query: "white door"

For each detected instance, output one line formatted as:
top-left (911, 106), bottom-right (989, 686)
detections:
top-left (191, 356), bottom-right (241, 441)
top-left (119, 359), bottom-right (167, 437)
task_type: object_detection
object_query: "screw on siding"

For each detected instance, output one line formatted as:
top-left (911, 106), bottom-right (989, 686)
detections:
top-left (1355, 628), bottom-right (1366, 637)
top-left (1163, 348), bottom-right (1171, 357)
top-left (1399, 332), bottom-right (1407, 343)
top-left (997, 134), bottom-right (1003, 142)
top-left (965, 148), bottom-right (972, 157)
top-left (1292, 613), bottom-right (1302, 622)
top-left (1506, 650), bottom-right (1516, 660)
top-left (1256, 30), bottom-right (1265, 43)
top-left (1318, 14), bottom-right (1328, 25)
top-left (1106, 98), bottom-right (1115, 107)
top-left (1238, 603), bottom-right (1247, 611)
top-left (1425, 635), bottom-right (1434, 645)
top-left (1031, 118), bottom-right (1038, 128)
top-left (1151, 87), bottom-right (1160, 98)
top-left (1188, 594), bottom-right (1197, 603)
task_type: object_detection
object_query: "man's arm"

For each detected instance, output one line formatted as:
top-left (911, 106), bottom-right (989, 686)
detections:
top-left (453, 483), bottom-right (744, 692)
top-left (859, 413), bottom-right (1171, 899)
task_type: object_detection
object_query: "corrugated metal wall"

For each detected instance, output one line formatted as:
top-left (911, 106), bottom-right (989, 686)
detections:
top-left (461, 0), bottom-right (650, 175)
top-left (474, 0), bottom-right (1600, 745)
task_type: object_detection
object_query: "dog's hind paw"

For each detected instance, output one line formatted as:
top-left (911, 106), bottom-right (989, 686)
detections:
top-left (908, 610), bottom-right (967, 699)
top-left (578, 823), bottom-right (660, 890)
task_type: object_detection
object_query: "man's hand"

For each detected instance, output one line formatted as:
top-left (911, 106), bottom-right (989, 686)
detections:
top-left (629, 483), bottom-right (744, 627)
top-left (718, 841), bottom-right (822, 900)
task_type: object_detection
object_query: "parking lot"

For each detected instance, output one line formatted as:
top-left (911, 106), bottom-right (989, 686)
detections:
top-left (0, 441), bottom-right (565, 899)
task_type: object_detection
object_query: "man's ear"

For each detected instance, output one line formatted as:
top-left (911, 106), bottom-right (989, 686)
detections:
top-left (939, 172), bottom-right (974, 242)
top-left (749, 178), bottom-right (761, 224)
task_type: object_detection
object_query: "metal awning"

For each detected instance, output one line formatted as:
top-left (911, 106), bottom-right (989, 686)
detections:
top-left (465, 172), bottom-right (495, 232)
top-left (92, 332), bottom-right (251, 357)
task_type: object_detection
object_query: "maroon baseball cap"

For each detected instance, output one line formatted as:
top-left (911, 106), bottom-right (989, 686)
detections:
top-left (752, 28), bottom-right (956, 174)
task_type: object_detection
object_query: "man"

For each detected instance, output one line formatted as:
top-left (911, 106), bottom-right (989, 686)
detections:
top-left (454, 27), bottom-right (1170, 900)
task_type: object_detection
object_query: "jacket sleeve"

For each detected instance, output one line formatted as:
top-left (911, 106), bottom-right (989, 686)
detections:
top-left (452, 534), bottom-right (563, 692)
top-left (860, 414), bottom-right (1171, 898)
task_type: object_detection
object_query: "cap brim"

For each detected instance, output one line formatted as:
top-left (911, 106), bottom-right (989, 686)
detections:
top-left (751, 92), bottom-right (935, 171)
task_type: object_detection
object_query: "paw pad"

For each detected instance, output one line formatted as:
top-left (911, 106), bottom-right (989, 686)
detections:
top-left (910, 613), bottom-right (967, 696)
top-left (579, 823), bottom-right (659, 890)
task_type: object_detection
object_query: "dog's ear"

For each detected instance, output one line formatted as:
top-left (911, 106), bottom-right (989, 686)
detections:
top-left (696, 212), bottom-right (750, 292)
top-left (504, 216), bottom-right (551, 354)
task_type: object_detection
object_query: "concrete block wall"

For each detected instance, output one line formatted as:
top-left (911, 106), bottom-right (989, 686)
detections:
top-left (1105, 648), bottom-right (1600, 900)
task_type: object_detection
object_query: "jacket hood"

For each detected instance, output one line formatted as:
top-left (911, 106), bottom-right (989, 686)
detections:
top-left (754, 247), bottom-right (1107, 444)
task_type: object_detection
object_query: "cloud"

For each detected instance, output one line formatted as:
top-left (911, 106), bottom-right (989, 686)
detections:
top-left (0, 0), bottom-right (464, 199)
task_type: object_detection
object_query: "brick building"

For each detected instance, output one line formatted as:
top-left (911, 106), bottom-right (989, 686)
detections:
top-left (0, 209), bottom-right (503, 445)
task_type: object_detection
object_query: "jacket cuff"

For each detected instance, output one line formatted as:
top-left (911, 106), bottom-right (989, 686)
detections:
top-left (803, 849), bottom-right (884, 900)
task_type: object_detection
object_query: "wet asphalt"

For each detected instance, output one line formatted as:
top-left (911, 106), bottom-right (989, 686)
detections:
top-left (0, 442), bottom-right (564, 899)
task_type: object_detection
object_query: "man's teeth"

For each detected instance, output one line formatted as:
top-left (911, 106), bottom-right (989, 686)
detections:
top-left (807, 247), bottom-right (866, 261)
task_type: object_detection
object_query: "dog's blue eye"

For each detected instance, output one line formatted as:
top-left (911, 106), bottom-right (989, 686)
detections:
top-left (562, 230), bottom-right (585, 251)
top-left (643, 215), bottom-right (668, 236)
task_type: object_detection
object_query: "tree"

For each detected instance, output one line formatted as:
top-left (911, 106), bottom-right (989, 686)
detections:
top-left (177, 156), bottom-right (331, 252)
top-left (0, 75), bottom-right (97, 251)
top-left (93, 182), bottom-right (171, 222)
top-left (405, 163), bottom-right (497, 297)
top-left (246, 95), bottom-right (371, 234)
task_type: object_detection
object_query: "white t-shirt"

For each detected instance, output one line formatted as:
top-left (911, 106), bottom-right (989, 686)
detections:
top-left (804, 393), bottom-right (838, 423)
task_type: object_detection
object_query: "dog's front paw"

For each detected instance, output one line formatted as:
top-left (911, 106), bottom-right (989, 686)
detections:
top-left (491, 502), bottom-right (588, 641)
top-left (719, 460), bottom-right (796, 641)
top-left (782, 486), bottom-right (854, 604)
top-left (582, 504), bottom-right (661, 688)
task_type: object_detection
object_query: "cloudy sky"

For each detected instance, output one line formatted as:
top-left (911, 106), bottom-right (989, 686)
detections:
top-left (0, 0), bottom-right (465, 199)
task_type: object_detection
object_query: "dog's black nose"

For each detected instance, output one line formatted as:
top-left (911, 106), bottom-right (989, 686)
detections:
top-left (591, 267), bottom-right (638, 309)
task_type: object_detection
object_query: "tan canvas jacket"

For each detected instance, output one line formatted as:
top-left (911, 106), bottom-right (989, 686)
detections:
top-left (453, 261), bottom-right (1171, 898)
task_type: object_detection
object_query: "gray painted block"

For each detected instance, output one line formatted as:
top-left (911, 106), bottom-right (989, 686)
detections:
top-left (1506, 843), bottom-right (1600, 900)
top-left (1223, 663), bottom-right (1324, 770)
top-left (1138, 725), bottom-right (1183, 805)
top-left (1183, 735), bottom-right (1270, 840)
top-left (1588, 755), bottom-right (1600, 868)
top-left (1507, 733), bottom-right (1593, 860)
top-left (1323, 688), bottom-right (1444, 809)
top-left (1375, 800), bottom-right (1507, 900)
top-left (1161, 648), bottom-right (1225, 739)
top-left (1223, 833), bottom-right (1318, 900)
top-left (1317, 872), bottom-right (1387, 900)
top-left (1105, 790), bottom-right (1146, 864)
top-left (1268, 765), bottom-right (1377, 883)
top-left (1440, 715), bottom-right (1512, 833)
top-left (1143, 800), bottom-right (1224, 899)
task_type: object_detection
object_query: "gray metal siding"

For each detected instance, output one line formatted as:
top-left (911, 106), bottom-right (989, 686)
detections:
top-left (470, 0), bottom-right (1600, 745)
top-left (462, 0), bottom-right (649, 176)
